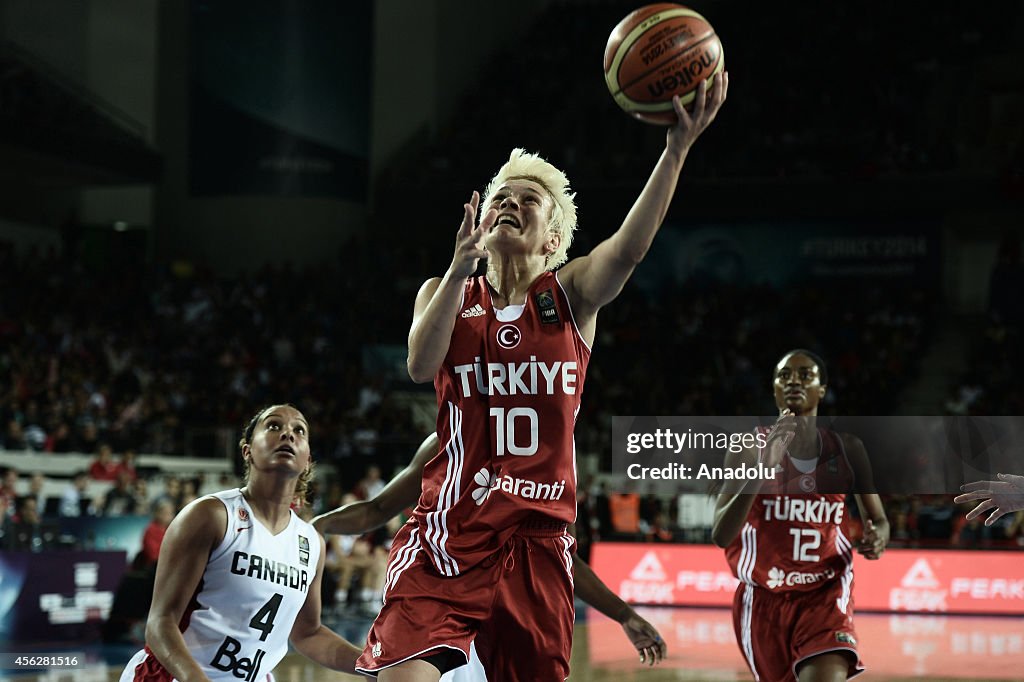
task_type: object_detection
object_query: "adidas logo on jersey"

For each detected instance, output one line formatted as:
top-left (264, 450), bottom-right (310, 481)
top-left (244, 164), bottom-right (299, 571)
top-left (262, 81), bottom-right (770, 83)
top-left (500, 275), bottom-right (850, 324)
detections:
top-left (461, 304), bottom-right (486, 318)
top-left (371, 642), bottom-right (382, 658)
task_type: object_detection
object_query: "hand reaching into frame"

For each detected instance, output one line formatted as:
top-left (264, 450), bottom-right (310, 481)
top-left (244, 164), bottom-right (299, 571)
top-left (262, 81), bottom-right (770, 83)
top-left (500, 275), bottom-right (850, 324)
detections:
top-left (954, 473), bottom-right (1024, 526)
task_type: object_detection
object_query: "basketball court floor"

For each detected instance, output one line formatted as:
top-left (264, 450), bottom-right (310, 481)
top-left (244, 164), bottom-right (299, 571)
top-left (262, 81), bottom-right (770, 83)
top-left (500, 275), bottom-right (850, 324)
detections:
top-left (2, 605), bottom-right (1020, 681)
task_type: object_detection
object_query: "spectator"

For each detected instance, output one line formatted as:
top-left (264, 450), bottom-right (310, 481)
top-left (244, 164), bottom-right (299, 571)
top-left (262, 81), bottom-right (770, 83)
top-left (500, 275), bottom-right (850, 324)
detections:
top-left (89, 443), bottom-right (119, 481)
top-left (132, 499), bottom-right (176, 570)
top-left (357, 465), bottom-right (385, 500)
top-left (60, 471), bottom-right (92, 517)
top-left (116, 449), bottom-right (139, 482)
top-left (178, 478), bottom-right (198, 509)
top-left (4, 496), bottom-right (45, 550)
top-left (27, 472), bottom-right (47, 514)
top-left (154, 476), bottom-right (182, 511)
top-left (0, 467), bottom-right (18, 517)
top-left (645, 511), bottom-right (674, 543)
top-left (609, 489), bottom-right (641, 534)
top-left (101, 471), bottom-right (140, 516)
top-left (3, 420), bottom-right (27, 450)
top-left (45, 422), bottom-right (75, 453)
top-left (1006, 511), bottom-right (1024, 547)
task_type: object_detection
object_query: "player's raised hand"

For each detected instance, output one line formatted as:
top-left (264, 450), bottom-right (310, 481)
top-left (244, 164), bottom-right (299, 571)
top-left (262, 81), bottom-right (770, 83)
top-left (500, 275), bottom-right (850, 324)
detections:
top-left (620, 611), bottom-right (667, 666)
top-left (857, 519), bottom-right (887, 560)
top-left (449, 191), bottom-right (497, 279)
top-left (954, 473), bottom-right (1024, 526)
top-left (760, 409), bottom-right (796, 469)
top-left (667, 71), bottom-right (728, 152)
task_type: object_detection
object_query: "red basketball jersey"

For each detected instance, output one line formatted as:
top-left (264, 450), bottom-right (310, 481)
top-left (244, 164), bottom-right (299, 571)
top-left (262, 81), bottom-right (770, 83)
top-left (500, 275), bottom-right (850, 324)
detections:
top-left (725, 428), bottom-right (856, 595)
top-left (413, 272), bottom-right (590, 576)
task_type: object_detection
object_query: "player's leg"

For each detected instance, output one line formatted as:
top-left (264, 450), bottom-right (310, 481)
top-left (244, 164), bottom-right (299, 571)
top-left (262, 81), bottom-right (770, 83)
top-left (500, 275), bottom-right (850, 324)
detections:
top-left (730, 583), bottom-right (795, 682)
top-left (796, 652), bottom-right (856, 682)
top-left (378, 659), bottom-right (441, 682)
top-left (790, 579), bottom-right (863, 681)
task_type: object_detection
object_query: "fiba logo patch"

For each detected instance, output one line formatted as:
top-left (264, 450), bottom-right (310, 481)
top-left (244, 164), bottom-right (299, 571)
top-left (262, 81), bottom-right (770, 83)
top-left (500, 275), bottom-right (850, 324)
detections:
top-left (496, 324), bottom-right (521, 349)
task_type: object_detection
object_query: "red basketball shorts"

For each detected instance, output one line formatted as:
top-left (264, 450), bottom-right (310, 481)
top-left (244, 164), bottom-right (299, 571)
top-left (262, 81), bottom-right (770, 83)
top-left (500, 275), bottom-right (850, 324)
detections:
top-left (355, 522), bottom-right (576, 681)
top-left (732, 579), bottom-right (864, 682)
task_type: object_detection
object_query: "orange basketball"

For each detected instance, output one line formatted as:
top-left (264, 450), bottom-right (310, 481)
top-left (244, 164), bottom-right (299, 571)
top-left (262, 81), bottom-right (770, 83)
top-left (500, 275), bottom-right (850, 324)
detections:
top-left (604, 3), bottom-right (724, 125)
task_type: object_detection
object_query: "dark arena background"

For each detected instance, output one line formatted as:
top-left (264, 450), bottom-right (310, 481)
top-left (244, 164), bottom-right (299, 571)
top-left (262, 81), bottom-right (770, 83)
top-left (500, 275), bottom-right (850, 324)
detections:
top-left (1, 1), bottom-right (1023, 680)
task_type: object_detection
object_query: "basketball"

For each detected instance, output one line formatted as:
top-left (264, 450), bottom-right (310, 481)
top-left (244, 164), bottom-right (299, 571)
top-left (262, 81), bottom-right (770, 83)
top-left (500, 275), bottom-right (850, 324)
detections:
top-left (604, 3), bottom-right (724, 125)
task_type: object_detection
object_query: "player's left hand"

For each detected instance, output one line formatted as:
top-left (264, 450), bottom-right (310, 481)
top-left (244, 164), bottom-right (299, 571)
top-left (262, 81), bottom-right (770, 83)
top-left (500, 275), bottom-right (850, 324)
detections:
top-left (667, 71), bottom-right (728, 152)
top-left (620, 610), bottom-right (667, 665)
top-left (856, 519), bottom-right (888, 560)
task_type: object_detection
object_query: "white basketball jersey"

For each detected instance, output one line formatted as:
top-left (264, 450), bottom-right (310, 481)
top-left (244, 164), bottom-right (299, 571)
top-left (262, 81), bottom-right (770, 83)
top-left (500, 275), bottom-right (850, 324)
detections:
top-left (121, 489), bottom-right (320, 682)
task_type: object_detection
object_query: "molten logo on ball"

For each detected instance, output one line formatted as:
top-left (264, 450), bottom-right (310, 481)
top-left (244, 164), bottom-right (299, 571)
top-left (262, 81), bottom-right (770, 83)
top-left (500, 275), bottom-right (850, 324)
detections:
top-left (604, 3), bottom-right (725, 125)
top-left (646, 45), bottom-right (720, 99)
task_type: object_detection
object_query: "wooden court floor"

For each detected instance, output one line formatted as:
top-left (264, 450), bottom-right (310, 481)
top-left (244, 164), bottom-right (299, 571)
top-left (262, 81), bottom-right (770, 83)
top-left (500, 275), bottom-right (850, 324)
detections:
top-left (2, 606), bottom-right (1020, 681)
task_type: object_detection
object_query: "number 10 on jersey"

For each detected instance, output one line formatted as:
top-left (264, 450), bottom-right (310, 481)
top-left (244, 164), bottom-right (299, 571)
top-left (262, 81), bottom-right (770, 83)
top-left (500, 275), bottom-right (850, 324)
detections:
top-left (490, 407), bottom-right (539, 456)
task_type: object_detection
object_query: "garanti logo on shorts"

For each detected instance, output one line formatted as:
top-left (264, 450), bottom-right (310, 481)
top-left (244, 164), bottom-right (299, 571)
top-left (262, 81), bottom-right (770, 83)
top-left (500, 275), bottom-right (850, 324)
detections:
top-left (471, 467), bottom-right (568, 506)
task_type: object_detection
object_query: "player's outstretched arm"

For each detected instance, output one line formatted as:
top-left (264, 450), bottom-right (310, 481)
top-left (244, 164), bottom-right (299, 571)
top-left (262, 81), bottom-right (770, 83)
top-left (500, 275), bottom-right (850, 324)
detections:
top-left (145, 498), bottom-right (226, 682)
top-left (954, 473), bottom-right (1024, 526)
top-left (559, 72), bottom-right (727, 322)
top-left (311, 434), bottom-right (438, 535)
top-left (290, 535), bottom-right (363, 674)
top-left (574, 559), bottom-right (666, 665)
top-left (407, 192), bottom-right (498, 383)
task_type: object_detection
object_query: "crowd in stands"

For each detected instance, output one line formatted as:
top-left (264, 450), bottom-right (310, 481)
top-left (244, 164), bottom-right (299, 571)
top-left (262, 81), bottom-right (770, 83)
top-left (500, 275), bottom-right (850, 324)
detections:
top-left (0, 242), bottom-right (420, 471)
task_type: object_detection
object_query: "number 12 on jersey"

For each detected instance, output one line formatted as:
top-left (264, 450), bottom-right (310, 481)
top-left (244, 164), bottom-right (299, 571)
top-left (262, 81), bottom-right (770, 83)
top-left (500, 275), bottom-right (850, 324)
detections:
top-left (490, 407), bottom-right (539, 456)
top-left (789, 528), bottom-right (821, 562)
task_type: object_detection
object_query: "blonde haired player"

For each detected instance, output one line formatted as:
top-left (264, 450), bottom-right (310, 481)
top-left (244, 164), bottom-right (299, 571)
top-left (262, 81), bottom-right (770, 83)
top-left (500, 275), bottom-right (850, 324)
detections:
top-left (355, 73), bottom-right (728, 682)
top-left (121, 405), bottom-right (362, 682)
top-left (479, 147), bottom-right (578, 270)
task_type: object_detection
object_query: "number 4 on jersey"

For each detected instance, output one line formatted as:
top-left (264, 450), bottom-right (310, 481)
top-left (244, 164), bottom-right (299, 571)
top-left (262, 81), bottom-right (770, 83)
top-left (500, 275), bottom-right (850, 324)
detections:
top-left (249, 593), bottom-right (283, 641)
